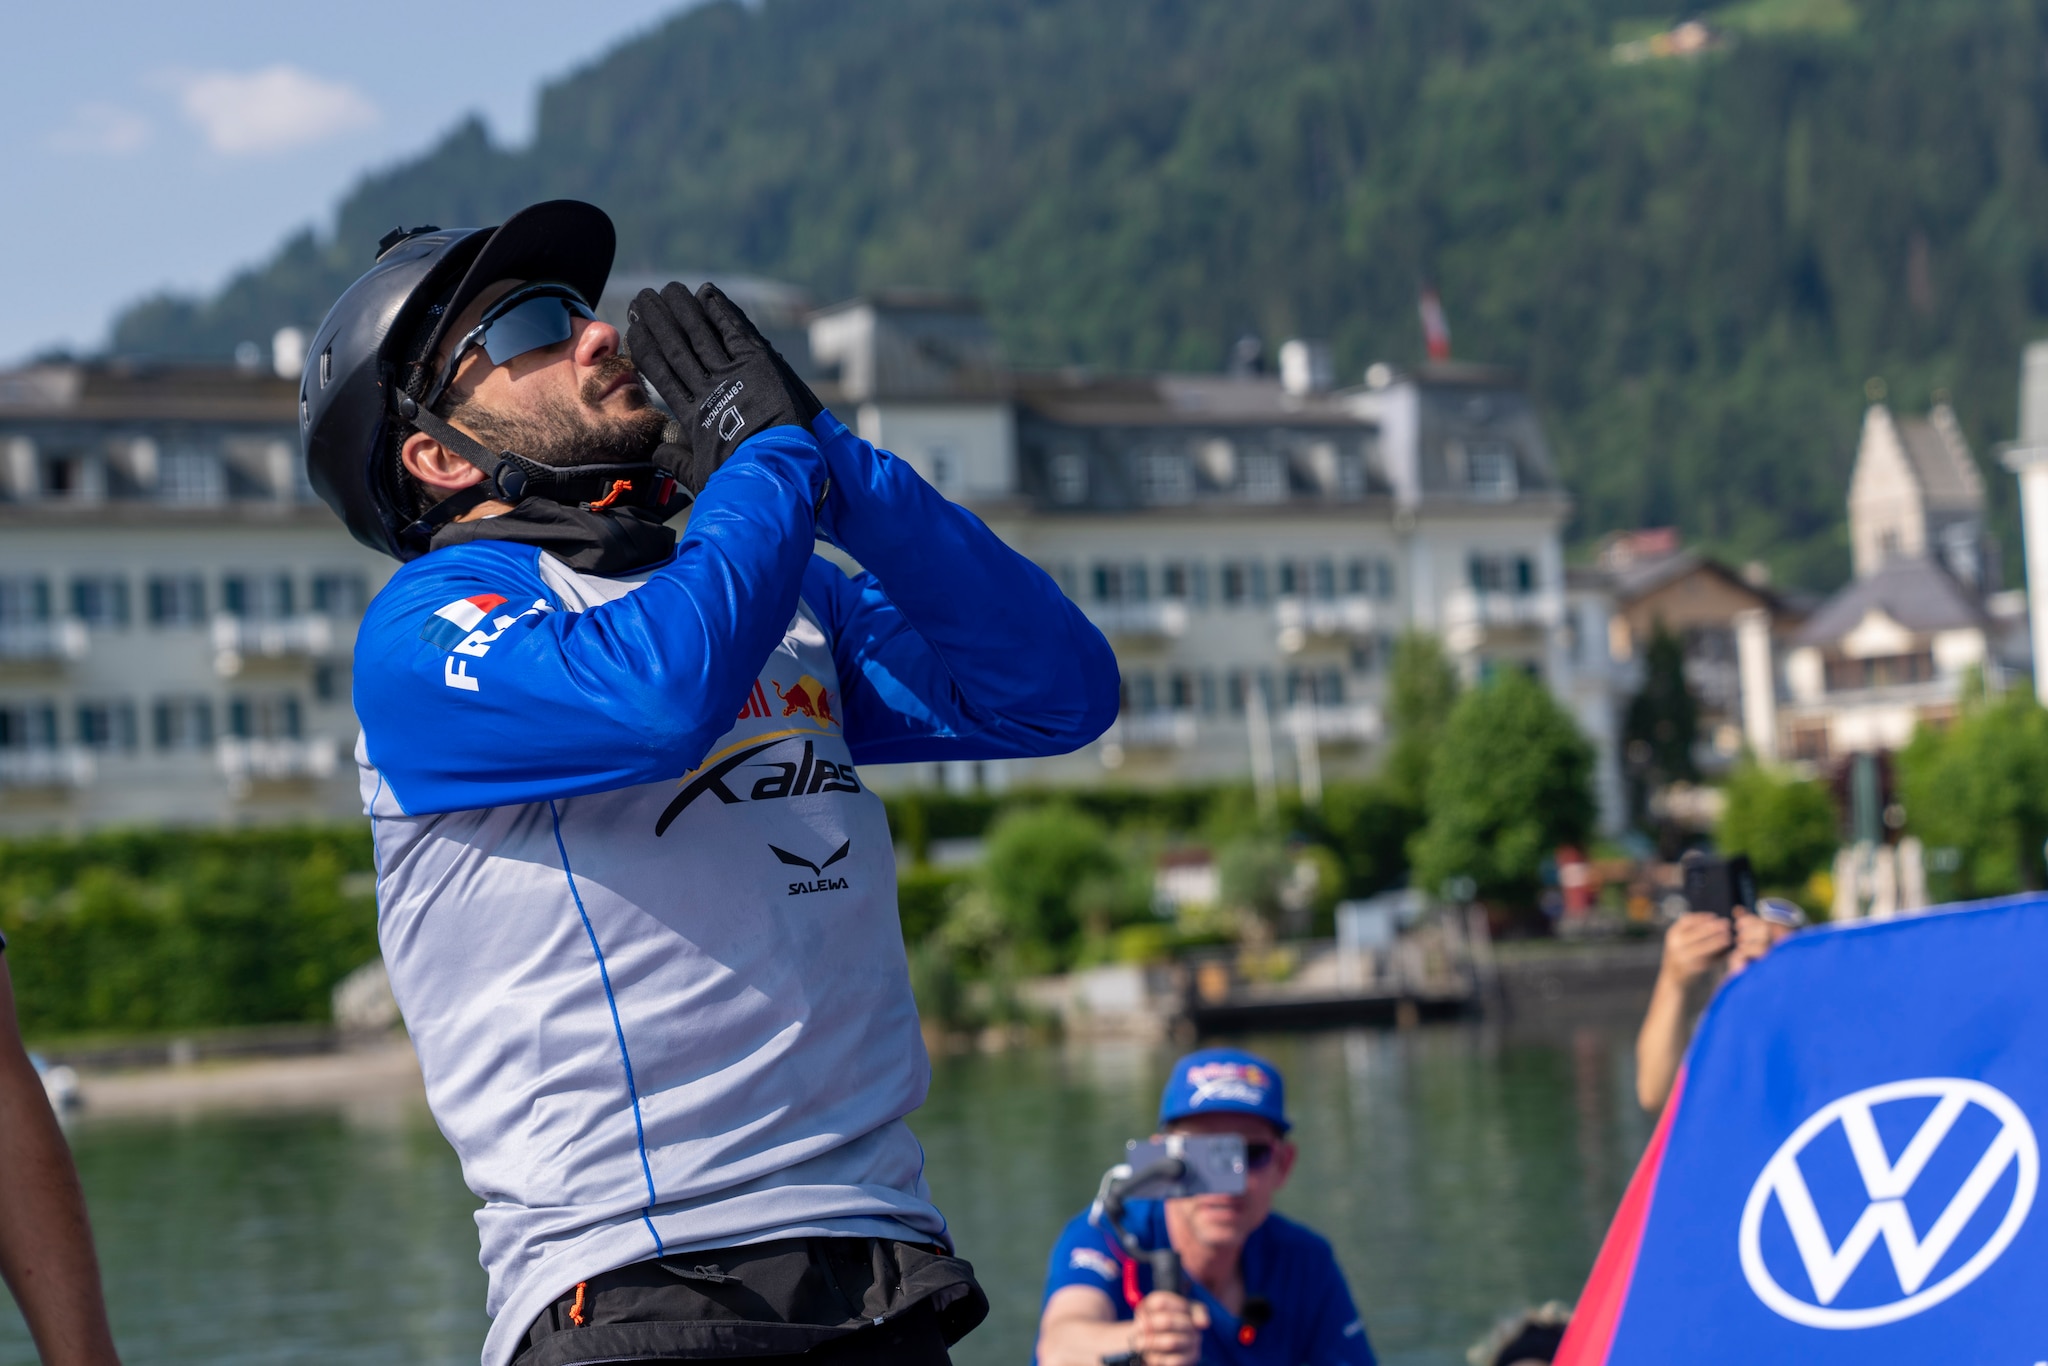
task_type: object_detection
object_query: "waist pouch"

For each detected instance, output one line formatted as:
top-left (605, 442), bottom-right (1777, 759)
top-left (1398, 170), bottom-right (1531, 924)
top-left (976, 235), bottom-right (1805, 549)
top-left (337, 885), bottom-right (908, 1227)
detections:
top-left (514, 1236), bottom-right (989, 1365)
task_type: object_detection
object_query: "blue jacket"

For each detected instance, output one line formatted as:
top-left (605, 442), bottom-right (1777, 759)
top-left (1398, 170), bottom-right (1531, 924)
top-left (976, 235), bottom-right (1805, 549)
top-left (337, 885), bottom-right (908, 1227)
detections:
top-left (352, 412), bottom-right (1117, 1366)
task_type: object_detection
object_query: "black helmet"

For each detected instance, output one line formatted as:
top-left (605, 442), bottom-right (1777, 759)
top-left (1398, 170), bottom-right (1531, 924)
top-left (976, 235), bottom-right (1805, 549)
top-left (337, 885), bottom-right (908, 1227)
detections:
top-left (301, 199), bottom-right (673, 560)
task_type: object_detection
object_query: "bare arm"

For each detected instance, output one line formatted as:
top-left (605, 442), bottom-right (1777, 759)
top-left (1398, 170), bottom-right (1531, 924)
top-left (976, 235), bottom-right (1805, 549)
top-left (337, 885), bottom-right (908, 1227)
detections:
top-left (0, 955), bottom-right (120, 1366)
top-left (1634, 913), bottom-right (1731, 1114)
top-left (1037, 1286), bottom-right (1208, 1366)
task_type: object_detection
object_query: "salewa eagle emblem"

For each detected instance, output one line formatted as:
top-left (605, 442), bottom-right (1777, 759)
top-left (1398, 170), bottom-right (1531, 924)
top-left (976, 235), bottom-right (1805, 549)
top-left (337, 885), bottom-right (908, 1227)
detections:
top-left (1739, 1077), bottom-right (2039, 1328)
top-left (771, 839), bottom-right (851, 896)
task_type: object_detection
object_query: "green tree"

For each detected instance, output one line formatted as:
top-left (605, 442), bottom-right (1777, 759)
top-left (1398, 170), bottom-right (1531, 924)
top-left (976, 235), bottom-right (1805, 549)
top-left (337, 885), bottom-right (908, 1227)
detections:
top-left (1897, 692), bottom-right (2048, 897)
top-left (1716, 760), bottom-right (1838, 895)
top-left (1297, 780), bottom-right (1420, 898)
top-left (979, 803), bottom-right (1124, 967)
top-left (1410, 669), bottom-right (1596, 912)
top-left (1624, 621), bottom-right (1700, 825)
top-left (1383, 633), bottom-right (1460, 812)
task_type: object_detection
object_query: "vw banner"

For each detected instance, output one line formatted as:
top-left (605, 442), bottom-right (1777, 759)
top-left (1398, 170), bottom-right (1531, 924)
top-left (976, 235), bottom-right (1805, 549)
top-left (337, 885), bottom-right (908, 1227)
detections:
top-left (1558, 895), bottom-right (2048, 1364)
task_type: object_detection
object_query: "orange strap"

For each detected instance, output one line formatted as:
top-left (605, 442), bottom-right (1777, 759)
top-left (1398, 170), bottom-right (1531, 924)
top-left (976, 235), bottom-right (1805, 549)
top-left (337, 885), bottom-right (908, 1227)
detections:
top-left (568, 1281), bottom-right (588, 1328)
top-left (588, 479), bottom-right (633, 511)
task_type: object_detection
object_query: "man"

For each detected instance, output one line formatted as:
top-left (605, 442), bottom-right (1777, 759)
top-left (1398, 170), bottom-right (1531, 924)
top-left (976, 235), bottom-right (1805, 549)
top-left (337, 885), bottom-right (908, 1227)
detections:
top-left (0, 939), bottom-right (122, 1365)
top-left (1634, 898), bottom-right (1801, 1113)
top-left (299, 200), bottom-right (1118, 1366)
top-left (1036, 1049), bottom-right (1374, 1366)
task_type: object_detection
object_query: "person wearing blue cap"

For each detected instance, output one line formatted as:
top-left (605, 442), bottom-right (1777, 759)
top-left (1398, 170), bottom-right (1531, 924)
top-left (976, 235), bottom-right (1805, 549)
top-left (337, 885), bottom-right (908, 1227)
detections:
top-left (1034, 1048), bottom-right (1375, 1366)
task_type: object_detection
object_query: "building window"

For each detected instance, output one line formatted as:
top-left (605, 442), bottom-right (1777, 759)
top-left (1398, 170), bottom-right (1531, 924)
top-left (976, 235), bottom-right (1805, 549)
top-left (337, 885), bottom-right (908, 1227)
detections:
top-left (1168, 672), bottom-right (1194, 711)
top-left (159, 448), bottom-right (227, 505)
top-left (1248, 561), bottom-right (1270, 604)
top-left (1278, 562), bottom-right (1301, 597)
top-left (71, 576), bottom-right (130, 628)
top-left (311, 572), bottom-right (369, 617)
top-left (1312, 559), bottom-right (1336, 600)
top-left (1241, 452), bottom-right (1288, 503)
top-left (77, 700), bottom-right (138, 751)
top-left (152, 698), bottom-right (215, 750)
top-left (1129, 673), bottom-right (1159, 714)
top-left (1162, 563), bottom-right (1189, 600)
top-left (227, 694), bottom-right (302, 740)
top-left (1221, 563), bottom-right (1247, 605)
top-left (1467, 442), bottom-right (1519, 500)
top-left (1138, 451), bottom-right (1194, 506)
top-left (1092, 564), bottom-right (1121, 604)
top-left (222, 573), bottom-right (295, 620)
top-left (0, 703), bottom-right (58, 749)
top-left (1125, 563), bottom-right (1149, 603)
top-left (927, 447), bottom-right (955, 490)
top-left (1198, 672), bottom-right (1218, 715)
top-left (1469, 554), bottom-right (1536, 594)
top-left (1050, 452), bottom-right (1089, 505)
top-left (0, 578), bottom-right (51, 625)
top-left (147, 575), bottom-right (207, 626)
top-left (1226, 671), bottom-right (1249, 715)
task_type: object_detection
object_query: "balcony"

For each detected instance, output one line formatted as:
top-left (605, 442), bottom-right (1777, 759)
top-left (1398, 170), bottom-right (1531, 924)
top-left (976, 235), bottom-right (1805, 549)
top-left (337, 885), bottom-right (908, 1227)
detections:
top-left (0, 621), bottom-right (89, 664)
top-left (1085, 601), bottom-right (1189, 642)
top-left (216, 737), bottom-right (338, 783)
top-left (0, 747), bottom-right (95, 790)
top-left (211, 615), bottom-right (339, 675)
top-left (1112, 712), bottom-right (1199, 750)
top-left (1282, 705), bottom-right (1383, 744)
top-left (1275, 597), bottom-right (1383, 653)
top-left (1442, 590), bottom-right (1560, 653)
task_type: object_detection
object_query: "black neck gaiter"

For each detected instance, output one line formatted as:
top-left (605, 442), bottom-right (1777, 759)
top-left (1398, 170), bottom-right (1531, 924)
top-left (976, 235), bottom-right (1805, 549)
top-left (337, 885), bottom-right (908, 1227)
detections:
top-left (428, 498), bottom-right (678, 575)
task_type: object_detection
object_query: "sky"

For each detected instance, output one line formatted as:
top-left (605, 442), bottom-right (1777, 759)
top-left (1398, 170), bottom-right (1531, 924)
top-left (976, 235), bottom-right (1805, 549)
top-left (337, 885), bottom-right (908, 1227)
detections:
top-left (0, 1), bottom-right (695, 365)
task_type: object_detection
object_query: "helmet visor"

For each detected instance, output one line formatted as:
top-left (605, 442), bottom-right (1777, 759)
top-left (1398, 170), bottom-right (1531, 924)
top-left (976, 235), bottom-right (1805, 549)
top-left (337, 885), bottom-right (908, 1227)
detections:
top-left (421, 283), bottom-right (597, 411)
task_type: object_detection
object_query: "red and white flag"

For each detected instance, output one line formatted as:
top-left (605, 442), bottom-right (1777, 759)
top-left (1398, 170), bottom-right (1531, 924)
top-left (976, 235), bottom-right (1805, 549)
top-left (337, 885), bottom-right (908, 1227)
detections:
top-left (1418, 286), bottom-right (1452, 362)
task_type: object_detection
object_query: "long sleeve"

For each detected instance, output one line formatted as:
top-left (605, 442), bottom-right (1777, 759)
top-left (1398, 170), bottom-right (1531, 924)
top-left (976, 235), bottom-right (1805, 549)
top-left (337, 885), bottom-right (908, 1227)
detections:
top-left (354, 425), bottom-right (828, 814)
top-left (802, 412), bottom-right (1119, 764)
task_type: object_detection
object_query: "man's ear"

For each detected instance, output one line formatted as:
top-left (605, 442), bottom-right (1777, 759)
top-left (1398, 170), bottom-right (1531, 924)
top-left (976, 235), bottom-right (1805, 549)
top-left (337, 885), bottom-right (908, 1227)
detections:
top-left (401, 430), bottom-right (486, 493)
top-left (1273, 1139), bottom-right (1298, 1186)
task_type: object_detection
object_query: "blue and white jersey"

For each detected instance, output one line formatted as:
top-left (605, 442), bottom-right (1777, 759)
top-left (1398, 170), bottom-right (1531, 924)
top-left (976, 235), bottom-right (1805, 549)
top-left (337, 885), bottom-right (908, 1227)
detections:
top-left (352, 415), bottom-right (1119, 1366)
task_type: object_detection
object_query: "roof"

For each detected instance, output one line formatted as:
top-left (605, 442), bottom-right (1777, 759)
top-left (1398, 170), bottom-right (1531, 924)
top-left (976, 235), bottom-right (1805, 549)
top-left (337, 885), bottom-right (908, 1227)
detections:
top-left (1893, 404), bottom-right (1983, 510)
top-left (0, 362), bottom-right (296, 423)
top-left (1795, 556), bottom-right (1986, 647)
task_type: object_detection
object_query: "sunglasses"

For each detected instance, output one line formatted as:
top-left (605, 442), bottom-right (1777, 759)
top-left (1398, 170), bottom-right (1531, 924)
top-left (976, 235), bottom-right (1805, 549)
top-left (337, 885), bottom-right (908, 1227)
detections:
top-left (1245, 1141), bottom-right (1279, 1173)
top-left (421, 283), bottom-right (597, 412)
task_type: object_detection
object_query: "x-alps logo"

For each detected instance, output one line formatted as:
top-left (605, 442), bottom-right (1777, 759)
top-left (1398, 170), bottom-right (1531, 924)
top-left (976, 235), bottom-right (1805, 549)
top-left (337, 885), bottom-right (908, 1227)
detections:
top-left (772, 839), bottom-right (850, 896)
top-left (1738, 1077), bottom-right (2039, 1329)
top-left (655, 736), bottom-right (860, 835)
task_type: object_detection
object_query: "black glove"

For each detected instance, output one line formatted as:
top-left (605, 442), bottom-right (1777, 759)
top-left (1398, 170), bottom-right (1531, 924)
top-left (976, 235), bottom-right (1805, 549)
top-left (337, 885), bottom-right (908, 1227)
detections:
top-left (626, 283), bottom-right (823, 498)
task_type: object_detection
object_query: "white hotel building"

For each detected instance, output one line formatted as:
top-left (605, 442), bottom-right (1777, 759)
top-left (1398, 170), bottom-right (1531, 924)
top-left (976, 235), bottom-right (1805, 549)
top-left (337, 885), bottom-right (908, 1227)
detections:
top-left (0, 294), bottom-right (1622, 832)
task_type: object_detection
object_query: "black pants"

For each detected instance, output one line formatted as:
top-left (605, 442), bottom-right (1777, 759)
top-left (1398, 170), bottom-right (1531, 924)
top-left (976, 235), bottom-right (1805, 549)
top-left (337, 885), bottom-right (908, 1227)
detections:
top-left (513, 1237), bottom-right (985, 1365)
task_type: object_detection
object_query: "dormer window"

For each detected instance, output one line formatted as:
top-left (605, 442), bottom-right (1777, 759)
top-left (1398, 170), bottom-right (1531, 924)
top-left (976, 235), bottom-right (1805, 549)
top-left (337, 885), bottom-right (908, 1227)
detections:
top-left (1050, 452), bottom-right (1088, 505)
top-left (1468, 442), bottom-right (1518, 500)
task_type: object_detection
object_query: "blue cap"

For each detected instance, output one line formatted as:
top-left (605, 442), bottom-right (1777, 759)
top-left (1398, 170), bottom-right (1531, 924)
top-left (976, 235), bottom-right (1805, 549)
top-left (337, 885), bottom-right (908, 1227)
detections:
top-left (1158, 1047), bottom-right (1290, 1133)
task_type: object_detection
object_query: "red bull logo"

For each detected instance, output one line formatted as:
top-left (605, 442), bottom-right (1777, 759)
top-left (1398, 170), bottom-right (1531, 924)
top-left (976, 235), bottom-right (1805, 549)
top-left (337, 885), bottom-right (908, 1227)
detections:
top-left (1186, 1062), bottom-right (1270, 1108)
top-left (771, 675), bottom-right (836, 727)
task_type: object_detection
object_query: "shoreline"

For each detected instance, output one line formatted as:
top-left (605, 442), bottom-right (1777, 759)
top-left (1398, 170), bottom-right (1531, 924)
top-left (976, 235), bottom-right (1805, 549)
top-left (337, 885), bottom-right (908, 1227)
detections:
top-left (69, 1036), bottom-right (425, 1119)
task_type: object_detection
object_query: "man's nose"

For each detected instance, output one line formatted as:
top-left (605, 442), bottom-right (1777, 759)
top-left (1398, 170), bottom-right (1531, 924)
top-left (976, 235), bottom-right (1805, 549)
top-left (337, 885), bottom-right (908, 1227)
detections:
top-left (573, 318), bottom-right (620, 368)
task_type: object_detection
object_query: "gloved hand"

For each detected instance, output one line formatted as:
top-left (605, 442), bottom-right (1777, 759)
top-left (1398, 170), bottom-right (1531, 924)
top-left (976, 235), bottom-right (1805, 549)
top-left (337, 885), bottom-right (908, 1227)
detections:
top-left (626, 282), bottom-right (823, 499)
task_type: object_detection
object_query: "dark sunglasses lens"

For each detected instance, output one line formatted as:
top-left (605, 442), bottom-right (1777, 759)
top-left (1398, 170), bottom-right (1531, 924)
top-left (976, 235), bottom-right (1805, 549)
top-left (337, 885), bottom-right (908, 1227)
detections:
top-left (1245, 1142), bottom-right (1275, 1171)
top-left (479, 297), bottom-right (579, 367)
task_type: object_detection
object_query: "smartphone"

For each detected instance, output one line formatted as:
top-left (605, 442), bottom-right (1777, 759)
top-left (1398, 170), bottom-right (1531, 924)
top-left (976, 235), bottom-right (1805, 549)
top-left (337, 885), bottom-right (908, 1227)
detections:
top-left (1115, 1133), bottom-right (1248, 1200)
top-left (1680, 851), bottom-right (1756, 920)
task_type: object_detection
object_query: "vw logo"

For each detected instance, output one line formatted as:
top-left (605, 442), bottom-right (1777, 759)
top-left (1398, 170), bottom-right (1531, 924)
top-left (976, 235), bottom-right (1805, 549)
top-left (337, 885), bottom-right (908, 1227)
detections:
top-left (1739, 1078), bottom-right (2038, 1328)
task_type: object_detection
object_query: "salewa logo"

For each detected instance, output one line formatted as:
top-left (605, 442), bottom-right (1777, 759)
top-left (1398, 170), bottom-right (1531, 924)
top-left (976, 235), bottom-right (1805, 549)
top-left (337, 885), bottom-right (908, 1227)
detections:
top-left (654, 737), bottom-right (862, 836)
top-left (1739, 1077), bottom-right (2039, 1329)
top-left (772, 839), bottom-right (850, 895)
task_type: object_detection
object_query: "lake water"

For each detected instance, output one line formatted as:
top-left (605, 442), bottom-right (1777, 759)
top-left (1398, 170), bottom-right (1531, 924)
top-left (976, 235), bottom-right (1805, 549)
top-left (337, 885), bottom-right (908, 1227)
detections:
top-left (0, 1024), bottom-right (1652, 1366)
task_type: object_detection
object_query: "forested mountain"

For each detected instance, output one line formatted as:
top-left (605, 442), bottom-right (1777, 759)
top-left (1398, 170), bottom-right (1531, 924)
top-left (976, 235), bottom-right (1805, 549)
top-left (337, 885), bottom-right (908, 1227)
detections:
top-left (111, 0), bottom-right (2048, 587)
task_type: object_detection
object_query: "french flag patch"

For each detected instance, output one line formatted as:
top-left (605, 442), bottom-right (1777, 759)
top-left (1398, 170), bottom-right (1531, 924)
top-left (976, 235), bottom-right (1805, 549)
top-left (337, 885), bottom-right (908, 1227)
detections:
top-left (419, 593), bottom-right (509, 651)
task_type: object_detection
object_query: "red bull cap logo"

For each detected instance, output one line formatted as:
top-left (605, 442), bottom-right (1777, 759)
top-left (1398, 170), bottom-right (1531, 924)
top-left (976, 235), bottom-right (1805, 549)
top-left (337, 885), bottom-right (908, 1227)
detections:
top-left (1185, 1061), bottom-right (1271, 1108)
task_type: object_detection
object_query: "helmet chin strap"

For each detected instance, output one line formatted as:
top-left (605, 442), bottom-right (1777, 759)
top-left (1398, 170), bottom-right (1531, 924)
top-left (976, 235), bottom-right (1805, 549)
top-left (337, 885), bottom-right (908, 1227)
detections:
top-left (389, 389), bottom-right (682, 551)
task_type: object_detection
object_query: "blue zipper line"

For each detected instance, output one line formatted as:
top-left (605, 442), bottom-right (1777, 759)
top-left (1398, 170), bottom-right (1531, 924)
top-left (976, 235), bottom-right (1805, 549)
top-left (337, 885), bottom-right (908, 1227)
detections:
top-left (550, 800), bottom-right (666, 1256)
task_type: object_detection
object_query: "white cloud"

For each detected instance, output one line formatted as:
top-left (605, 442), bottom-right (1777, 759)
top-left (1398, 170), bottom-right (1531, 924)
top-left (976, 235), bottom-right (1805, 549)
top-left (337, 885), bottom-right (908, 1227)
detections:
top-left (172, 64), bottom-right (378, 155)
top-left (47, 103), bottom-right (153, 156)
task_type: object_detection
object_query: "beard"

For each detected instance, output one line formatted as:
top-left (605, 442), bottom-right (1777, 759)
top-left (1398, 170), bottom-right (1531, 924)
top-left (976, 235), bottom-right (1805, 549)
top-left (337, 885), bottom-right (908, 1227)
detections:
top-left (445, 356), bottom-right (668, 469)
